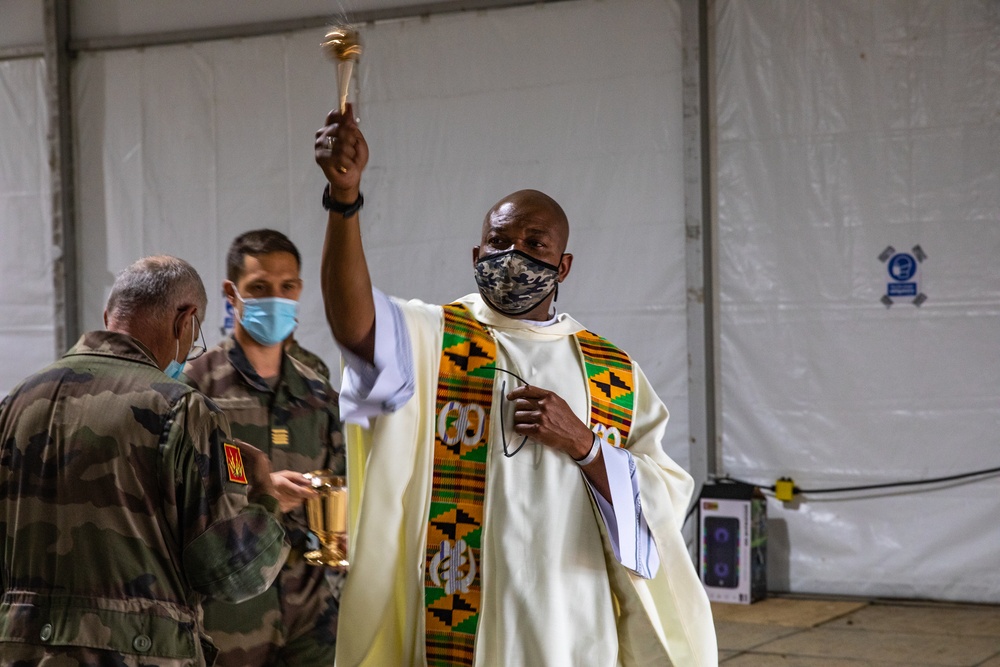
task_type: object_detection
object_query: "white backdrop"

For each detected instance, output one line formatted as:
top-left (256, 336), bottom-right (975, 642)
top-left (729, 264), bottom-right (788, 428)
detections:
top-left (717, 0), bottom-right (1000, 602)
top-left (71, 0), bottom-right (692, 467)
top-left (3, 0), bottom-right (999, 603)
top-left (0, 59), bottom-right (55, 393)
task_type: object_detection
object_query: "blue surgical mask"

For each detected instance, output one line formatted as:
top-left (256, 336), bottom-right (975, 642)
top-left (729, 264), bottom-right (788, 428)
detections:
top-left (235, 290), bottom-right (298, 347)
top-left (164, 338), bottom-right (184, 379)
top-left (165, 358), bottom-right (185, 380)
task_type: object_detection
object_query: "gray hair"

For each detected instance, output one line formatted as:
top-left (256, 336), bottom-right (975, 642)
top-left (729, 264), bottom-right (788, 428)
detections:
top-left (106, 255), bottom-right (208, 322)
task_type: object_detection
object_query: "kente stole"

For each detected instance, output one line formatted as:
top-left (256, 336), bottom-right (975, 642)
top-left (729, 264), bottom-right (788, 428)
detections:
top-left (424, 303), bottom-right (635, 666)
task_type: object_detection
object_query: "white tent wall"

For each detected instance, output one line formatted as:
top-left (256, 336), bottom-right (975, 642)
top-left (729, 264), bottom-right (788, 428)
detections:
top-left (716, 1), bottom-right (1000, 602)
top-left (5, 0), bottom-right (998, 604)
top-left (72, 0), bottom-right (693, 467)
top-left (0, 58), bottom-right (56, 394)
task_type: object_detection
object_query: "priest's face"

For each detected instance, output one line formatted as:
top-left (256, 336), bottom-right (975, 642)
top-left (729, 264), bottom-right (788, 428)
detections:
top-left (473, 190), bottom-right (571, 274)
top-left (472, 190), bottom-right (574, 319)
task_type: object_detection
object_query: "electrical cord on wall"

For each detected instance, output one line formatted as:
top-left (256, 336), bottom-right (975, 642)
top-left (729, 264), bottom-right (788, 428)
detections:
top-left (682, 464), bottom-right (1000, 530)
top-left (737, 464), bottom-right (1000, 496)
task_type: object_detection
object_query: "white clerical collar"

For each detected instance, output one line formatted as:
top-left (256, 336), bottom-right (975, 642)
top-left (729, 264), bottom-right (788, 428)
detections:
top-left (522, 308), bottom-right (558, 327)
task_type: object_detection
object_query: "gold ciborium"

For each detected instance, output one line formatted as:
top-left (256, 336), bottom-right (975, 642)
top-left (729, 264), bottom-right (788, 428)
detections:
top-left (303, 469), bottom-right (349, 568)
top-left (321, 26), bottom-right (362, 115)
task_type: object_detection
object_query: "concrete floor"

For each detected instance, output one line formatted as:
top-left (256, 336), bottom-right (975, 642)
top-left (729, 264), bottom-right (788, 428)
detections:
top-left (713, 596), bottom-right (1000, 666)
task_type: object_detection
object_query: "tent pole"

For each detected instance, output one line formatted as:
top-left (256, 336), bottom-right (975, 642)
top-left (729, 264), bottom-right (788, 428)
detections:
top-left (682, 0), bottom-right (720, 484)
top-left (44, 0), bottom-right (79, 353)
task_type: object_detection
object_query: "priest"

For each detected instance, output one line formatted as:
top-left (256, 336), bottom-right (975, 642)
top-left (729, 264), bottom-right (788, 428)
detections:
top-left (314, 105), bottom-right (718, 667)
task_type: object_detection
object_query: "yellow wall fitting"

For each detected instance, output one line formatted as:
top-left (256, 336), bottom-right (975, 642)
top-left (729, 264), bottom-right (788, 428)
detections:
top-left (775, 477), bottom-right (796, 502)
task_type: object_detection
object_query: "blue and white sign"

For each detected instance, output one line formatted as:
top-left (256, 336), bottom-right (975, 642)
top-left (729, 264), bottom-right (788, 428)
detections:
top-left (222, 299), bottom-right (236, 336)
top-left (887, 253), bottom-right (917, 282)
top-left (888, 281), bottom-right (917, 297)
top-left (879, 245), bottom-right (927, 308)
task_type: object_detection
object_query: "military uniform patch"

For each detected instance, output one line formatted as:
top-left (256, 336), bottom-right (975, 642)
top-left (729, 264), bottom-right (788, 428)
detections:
top-left (223, 442), bottom-right (248, 484)
top-left (271, 427), bottom-right (290, 446)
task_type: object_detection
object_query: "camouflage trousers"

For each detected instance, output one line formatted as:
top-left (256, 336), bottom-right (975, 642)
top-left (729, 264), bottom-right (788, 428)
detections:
top-left (202, 555), bottom-right (344, 667)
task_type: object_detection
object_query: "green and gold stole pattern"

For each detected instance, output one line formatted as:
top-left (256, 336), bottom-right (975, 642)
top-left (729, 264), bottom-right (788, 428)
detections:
top-left (425, 304), bottom-right (495, 666)
top-left (424, 304), bottom-right (635, 666)
top-left (576, 329), bottom-right (635, 447)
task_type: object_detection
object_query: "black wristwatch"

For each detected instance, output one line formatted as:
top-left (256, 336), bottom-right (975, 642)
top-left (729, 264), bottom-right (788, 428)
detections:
top-left (322, 184), bottom-right (364, 217)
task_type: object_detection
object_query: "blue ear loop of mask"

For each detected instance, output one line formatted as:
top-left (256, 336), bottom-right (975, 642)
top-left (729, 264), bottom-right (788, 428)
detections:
top-left (482, 366), bottom-right (530, 458)
top-left (164, 313), bottom-right (200, 380)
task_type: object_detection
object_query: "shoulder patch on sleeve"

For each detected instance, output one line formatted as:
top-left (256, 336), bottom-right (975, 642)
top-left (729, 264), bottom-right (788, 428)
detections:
top-left (223, 441), bottom-right (248, 484)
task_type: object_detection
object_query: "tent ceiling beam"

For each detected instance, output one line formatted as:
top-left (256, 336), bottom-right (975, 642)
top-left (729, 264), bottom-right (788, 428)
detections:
top-left (69, 0), bottom-right (577, 54)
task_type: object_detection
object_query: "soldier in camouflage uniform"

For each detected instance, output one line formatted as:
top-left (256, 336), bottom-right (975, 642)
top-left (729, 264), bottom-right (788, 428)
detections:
top-left (183, 230), bottom-right (345, 667)
top-left (0, 256), bottom-right (289, 667)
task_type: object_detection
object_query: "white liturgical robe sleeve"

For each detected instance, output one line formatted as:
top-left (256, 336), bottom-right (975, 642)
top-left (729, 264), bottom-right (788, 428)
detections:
top-left (339, 288), bottom-right (414, 425)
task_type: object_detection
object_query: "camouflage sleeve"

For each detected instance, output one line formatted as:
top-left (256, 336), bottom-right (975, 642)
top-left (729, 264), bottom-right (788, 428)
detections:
top-left (161, 392), bottom-right (289, 603)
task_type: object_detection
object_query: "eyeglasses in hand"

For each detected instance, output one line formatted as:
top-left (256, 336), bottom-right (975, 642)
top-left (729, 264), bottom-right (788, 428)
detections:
top-left (485, 366), bottom-right (530, 458)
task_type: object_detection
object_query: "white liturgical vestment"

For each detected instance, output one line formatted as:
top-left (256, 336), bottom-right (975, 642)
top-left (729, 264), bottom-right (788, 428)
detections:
top-left (335, 292), bottom-right (717, 667)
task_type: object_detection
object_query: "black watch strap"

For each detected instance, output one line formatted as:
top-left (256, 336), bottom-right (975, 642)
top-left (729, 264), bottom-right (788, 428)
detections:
top-left (322, 185), bottom-right (364, 217)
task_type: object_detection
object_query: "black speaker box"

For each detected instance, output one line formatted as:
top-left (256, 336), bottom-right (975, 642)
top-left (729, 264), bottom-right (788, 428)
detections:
top-left (699, 480), bottom-right (766, 604)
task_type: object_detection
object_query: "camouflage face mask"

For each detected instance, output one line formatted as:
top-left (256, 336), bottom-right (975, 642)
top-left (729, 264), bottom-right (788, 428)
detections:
top-left (474, 248), bottom-right (560, 316)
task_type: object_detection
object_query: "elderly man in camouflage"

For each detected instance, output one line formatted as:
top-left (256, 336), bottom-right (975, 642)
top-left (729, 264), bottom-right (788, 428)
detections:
top-left (183, 229), bottom-right (344, 667)
top-left (0, 255), bottom-right (289, 667)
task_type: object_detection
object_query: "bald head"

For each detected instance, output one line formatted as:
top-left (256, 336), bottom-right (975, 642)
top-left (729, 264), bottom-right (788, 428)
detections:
top-left (481, 189), bottom-right (570, 255)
